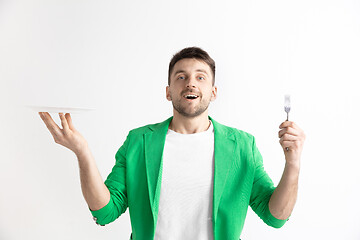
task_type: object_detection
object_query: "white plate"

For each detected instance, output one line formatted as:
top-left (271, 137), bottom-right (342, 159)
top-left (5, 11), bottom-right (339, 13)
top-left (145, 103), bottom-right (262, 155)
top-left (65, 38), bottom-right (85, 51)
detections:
top-left (27, 105), bottom-right (95, 114)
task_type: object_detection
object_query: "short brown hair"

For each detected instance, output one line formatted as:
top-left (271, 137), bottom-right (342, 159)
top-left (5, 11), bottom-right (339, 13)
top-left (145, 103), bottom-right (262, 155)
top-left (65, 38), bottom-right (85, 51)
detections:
top-left (168, 47), bottom-right (215, 86)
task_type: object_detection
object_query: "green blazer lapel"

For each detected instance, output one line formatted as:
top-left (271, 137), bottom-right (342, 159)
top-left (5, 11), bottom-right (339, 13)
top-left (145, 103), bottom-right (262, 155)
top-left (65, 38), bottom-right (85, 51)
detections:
top-left (209, 116), bottom-right (237, 224)
top-left (144, 116), bottom-right (173, 227)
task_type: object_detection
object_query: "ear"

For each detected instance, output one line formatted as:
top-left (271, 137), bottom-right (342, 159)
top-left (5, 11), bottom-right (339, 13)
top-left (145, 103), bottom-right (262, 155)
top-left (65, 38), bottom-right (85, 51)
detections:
top-left (210, 86), bottom-right (217, 101)
top-left (166, 85), bottom-right (172, 101)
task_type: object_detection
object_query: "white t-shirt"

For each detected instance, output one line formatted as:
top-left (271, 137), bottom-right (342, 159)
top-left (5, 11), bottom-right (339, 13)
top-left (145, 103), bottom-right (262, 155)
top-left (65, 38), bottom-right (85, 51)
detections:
top-left (154, 121), bottom-right (215, 240)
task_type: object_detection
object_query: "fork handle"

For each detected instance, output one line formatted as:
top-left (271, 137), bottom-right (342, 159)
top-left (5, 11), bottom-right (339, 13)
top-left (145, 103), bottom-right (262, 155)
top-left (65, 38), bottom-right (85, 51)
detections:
top-left (286, 114), bottom-right (289, 151)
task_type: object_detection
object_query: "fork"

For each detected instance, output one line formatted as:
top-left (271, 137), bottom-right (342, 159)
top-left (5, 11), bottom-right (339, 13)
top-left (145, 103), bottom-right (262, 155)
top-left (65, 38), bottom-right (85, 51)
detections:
top-left (284, 95), bottom-right (291, 151)
top-left (284, 94), bottom-right (291, 121)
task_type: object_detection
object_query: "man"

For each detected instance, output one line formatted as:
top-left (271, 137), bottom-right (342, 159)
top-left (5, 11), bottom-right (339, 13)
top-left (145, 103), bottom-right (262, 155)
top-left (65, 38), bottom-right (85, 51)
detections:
top-left (39, 47), bottom-right (305, 240)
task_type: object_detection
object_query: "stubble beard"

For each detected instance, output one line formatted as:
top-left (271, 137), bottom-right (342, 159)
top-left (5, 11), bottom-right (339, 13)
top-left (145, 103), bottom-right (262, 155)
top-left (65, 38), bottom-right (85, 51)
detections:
top-left (171, 96), bottom-right (211, 118)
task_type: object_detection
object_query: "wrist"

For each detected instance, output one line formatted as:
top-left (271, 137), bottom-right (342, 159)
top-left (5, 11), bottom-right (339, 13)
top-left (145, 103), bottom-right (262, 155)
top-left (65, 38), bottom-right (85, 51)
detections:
top-left (72, 139), bottom-right (88, 153)
top-left (285, 161), bottom-right (300, 169)
top-left (284, 162), bottom-right (300, 179)
top-left (75, 146), bottom-right (91, 159)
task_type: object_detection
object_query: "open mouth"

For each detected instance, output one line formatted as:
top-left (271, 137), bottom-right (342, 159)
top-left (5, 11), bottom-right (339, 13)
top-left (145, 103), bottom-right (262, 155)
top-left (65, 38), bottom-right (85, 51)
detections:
top-left (184, 94), bottom-right (199, 100)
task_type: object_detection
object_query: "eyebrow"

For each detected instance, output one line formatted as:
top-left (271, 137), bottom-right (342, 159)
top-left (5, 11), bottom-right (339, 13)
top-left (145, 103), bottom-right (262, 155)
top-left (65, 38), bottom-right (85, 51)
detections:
top-left (173, 69), bottom-right (209, 76)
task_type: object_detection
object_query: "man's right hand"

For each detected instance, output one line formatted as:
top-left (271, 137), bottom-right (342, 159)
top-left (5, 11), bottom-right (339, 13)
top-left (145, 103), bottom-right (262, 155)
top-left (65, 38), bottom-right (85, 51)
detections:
top-left (39, 112), bottom-right (110, 213)
top-left (39, 112), bottom-right (89, 156)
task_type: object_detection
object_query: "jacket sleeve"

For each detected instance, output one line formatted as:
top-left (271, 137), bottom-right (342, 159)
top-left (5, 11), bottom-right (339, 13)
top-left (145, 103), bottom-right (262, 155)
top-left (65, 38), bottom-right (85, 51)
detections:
top-left (90, 133), bottom-right (130, 226)
top-left (249, 136), bottom-right (289, 228)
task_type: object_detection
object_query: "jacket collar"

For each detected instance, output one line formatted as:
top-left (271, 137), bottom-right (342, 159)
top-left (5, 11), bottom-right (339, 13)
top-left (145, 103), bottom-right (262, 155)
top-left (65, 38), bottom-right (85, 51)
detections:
top-left (144, 116), bottom-right (236, 229)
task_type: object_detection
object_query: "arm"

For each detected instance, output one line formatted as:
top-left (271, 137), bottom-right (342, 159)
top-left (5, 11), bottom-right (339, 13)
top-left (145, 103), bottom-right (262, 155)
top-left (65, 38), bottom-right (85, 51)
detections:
top-left (39, 112), bottom-right (109, 210)
top-left (76, 148), bottom-right (110, 211)
top-left (39, 112), bottom-right (128, 225)
top-left (249, 137), bottom-right (288, 228)
top-left (269, 121), bottom-right (305, 219)
top-left (269, 162), bottom-right (299, 219)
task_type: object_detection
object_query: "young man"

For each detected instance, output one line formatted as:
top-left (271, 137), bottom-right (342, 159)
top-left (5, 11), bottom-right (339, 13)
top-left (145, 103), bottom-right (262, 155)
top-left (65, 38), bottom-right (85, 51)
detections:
top-left (39, 47), bottom-right (305, 240)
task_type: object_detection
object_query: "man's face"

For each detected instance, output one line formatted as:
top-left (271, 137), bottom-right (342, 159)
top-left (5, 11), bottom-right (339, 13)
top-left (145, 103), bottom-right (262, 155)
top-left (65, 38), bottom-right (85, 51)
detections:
top-left (166, 58), bottom-right (217, 118)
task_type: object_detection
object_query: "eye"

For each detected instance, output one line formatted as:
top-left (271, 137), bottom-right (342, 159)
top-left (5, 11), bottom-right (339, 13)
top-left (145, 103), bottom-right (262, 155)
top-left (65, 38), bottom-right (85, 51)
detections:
top-left (198, 76), bottom-right (205, 80)
top-left (178, 76), bottom-right (185, 80)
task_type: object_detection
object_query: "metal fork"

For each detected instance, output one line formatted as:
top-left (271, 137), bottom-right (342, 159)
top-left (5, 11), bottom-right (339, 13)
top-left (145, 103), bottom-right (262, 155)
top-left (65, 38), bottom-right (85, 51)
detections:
top-left (284, 94), bottom-right (291, 121)
top-left (284, 95), bottom-right (291, 151)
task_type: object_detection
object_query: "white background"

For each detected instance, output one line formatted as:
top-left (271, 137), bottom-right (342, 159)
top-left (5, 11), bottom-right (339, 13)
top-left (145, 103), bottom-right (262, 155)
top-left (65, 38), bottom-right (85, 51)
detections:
top-left (1, 0), bottom-right (360, 239)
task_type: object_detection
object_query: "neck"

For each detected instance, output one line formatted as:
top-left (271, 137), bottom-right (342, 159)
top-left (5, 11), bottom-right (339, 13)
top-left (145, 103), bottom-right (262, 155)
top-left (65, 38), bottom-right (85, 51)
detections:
top-left (169, 110), bottom-right (211, 134)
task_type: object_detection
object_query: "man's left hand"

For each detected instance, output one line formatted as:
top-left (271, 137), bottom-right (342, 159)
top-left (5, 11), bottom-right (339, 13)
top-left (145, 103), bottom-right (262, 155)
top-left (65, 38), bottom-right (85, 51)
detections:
top-left (278, 121), bottom-right (306, 166)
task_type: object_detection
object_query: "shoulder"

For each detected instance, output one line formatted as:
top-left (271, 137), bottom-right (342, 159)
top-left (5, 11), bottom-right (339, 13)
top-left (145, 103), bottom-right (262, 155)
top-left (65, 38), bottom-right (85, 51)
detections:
top-left (224, 123), bottom-right (254, 139)
top-left (211, 117), bottom-right (255, 142)
top-left (212, 119), bottom-right (258, 166)
top-left (128, 123), bottom-right (154, 135)
top-left (127, 117), bottom-right (172, 137)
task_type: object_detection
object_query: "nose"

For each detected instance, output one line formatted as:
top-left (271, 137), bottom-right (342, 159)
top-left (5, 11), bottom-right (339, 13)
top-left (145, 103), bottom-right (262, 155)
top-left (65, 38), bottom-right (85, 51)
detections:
top-left (185, 76), bottom-right (197, 88)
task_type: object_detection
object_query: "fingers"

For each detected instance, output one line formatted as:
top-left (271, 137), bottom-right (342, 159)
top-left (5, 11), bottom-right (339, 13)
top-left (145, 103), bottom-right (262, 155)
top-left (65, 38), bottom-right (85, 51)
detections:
top-left (39, 112), bottom-right (62, 141)
top-left (278, 127), bottom-right (298, 138)
top-left (279, 133), bottom-right (298, 142)
top-left (278, 121), bottom-right (304, 137)
top-left (59, 113), bottom-right (69, 131)
top-left (279, 133), bottom-right (298, 150)
top-left (65, 113), bottom-right (75, 131)
top-left (279, 121), bottom-right (298, 129)
top-left (39, 112), bottom-right (61, 133)
top-left (279, 139), bottom-right (303, 151)
top-left (278, 121), bottom-right (306, 152)
top-left (279, 140), bottom-right (295, 151)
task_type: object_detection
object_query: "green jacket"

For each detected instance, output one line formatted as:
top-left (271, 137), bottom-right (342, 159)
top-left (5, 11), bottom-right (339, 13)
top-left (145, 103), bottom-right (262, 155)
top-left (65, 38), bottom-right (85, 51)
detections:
top-left (90, 116), bottom-right (288, 239)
